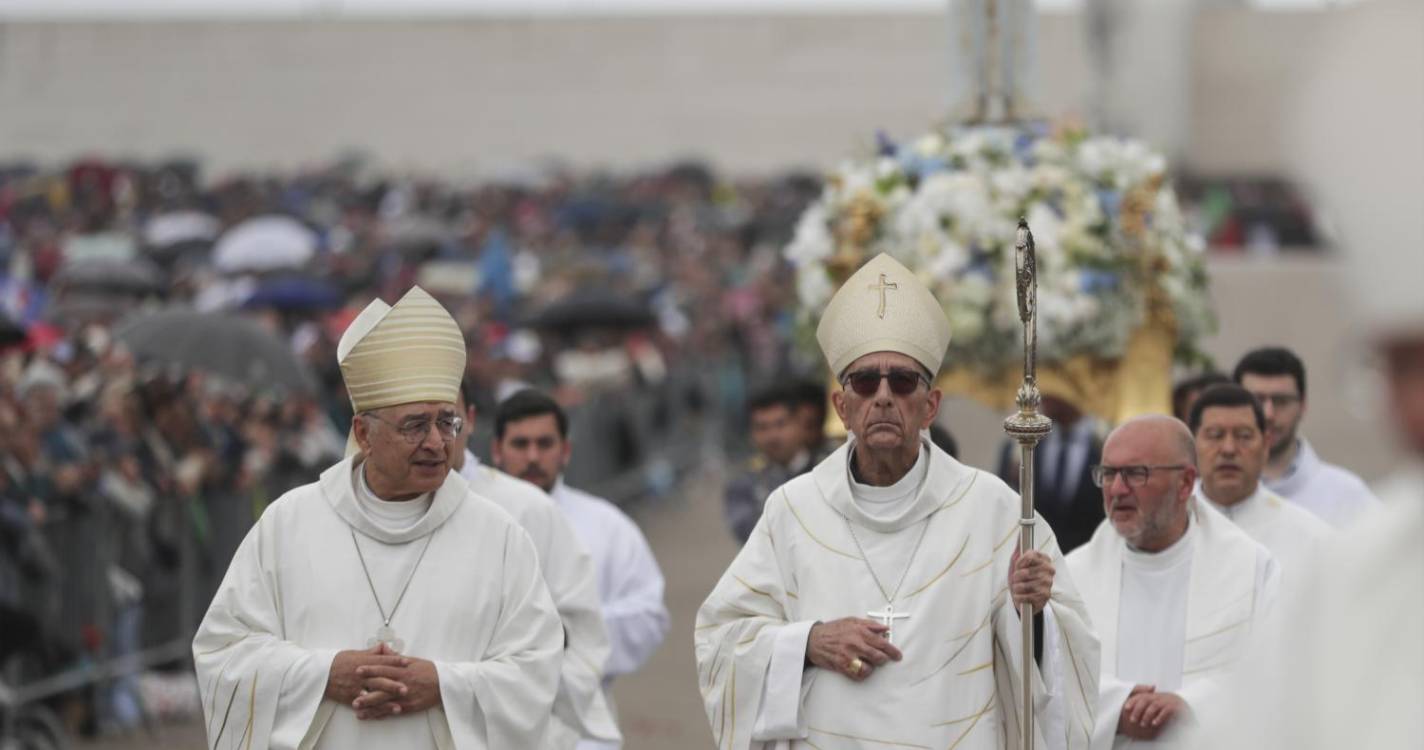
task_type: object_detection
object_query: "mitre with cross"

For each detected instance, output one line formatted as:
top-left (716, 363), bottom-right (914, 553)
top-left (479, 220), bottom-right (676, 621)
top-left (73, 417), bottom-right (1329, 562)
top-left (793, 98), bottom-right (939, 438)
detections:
top-left (816, 253), bottom-right (953, 378)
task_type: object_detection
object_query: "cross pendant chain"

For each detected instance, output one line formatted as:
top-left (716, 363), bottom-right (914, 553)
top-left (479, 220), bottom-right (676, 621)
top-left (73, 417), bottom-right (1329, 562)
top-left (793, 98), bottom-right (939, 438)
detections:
top-left (867, 603), bottom-right (911, 644)
top-left (868, 273), bottom-right (899, 319)
top-left (350, 528), bottom-right (435, 656)
top-left (844, 516), bottom-right (932, 647)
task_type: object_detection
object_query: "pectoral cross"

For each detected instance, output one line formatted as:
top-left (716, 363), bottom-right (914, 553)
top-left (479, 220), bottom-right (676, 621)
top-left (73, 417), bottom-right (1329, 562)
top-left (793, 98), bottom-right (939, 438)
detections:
top-left (868, 273), bottom-right (899, 319)
top-left (367, 625), bottom-right (405, 653)
top-left (867, 604), bottom-right (911, 643)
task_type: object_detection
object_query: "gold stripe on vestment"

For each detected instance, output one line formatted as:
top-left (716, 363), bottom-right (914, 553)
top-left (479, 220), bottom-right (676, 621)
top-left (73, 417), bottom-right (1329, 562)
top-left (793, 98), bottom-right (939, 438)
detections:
top-left (806, 726), bottom-right (932, 748)
top-left (1185, 617), bottom-right (1250, 644)
top-left (902, 533), bottom-right (972, 600)
top-left (785, 491), bottom-right (860, 559)
top-left (945, 692), bottom-right (997, 750)
top-left (734, 575), bottom-right (777, 599)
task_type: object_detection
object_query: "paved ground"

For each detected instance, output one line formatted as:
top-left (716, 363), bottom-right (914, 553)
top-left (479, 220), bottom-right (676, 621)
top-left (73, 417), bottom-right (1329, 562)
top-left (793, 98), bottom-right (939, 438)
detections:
top-left (76, 464), bottom-right (739, 750)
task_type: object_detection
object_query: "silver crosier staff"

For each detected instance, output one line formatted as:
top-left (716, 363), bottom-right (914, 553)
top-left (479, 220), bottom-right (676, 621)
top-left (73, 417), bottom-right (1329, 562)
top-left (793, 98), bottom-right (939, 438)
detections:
top-left (1003, 217), bottom-right (1053, 750)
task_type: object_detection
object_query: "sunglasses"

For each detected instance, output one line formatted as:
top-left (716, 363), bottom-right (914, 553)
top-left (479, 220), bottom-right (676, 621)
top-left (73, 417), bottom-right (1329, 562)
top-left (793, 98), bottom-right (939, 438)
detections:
top-left (841, 368), bottom-right (930, 397)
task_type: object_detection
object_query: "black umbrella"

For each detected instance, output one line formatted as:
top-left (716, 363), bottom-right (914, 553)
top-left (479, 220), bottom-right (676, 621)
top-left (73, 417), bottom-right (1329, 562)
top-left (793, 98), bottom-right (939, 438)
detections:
top-left (0, 314), bottom-right (25, 348)
top-left (51, 258), bottom-right (166, 297)
top-left (528, 289), bottom-right (655, 332)
top-left (114, 309), bottom-right (315, 394)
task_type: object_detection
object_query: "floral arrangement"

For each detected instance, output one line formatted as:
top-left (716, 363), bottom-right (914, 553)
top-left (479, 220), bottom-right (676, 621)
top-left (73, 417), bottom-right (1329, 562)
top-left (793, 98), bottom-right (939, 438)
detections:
top-left (785, 123), bottom-right (1214, 375)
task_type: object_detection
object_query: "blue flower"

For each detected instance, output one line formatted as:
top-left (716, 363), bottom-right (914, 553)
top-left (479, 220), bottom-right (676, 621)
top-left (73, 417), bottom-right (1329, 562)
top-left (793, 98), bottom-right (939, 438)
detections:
top-left (899, 153), bottom-right (948, 180)
top-left (875, 130), bottom-right (898, 158)
top-left (1097, 189), bottom-right (1121, 220)
top-left (1079, 270), bottom-right (1120, 295)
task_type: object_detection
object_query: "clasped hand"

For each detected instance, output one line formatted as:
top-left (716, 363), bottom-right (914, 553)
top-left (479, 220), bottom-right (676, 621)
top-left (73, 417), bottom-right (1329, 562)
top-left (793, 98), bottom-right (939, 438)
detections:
top-left (1117, 685), bottom-right (1188, 740)
top-left (325, 643), bottom-right (442, 720)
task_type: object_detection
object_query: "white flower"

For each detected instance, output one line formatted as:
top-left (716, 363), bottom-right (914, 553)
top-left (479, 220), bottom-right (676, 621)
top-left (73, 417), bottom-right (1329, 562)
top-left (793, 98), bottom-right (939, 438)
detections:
top-left (788, 125), bottom-right (1208, 372)
top-left (786, 203), bottom-right (834, 266)
top-left (796, 265), bottom-right (834, 310)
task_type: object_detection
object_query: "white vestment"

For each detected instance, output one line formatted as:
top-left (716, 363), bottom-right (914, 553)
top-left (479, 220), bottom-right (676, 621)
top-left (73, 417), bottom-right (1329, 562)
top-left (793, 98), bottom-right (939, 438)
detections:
top-left (193, 458), bottom-right (564, 750)
top-left (1263, 437), bottom-right (1379, 528)
top-left (460, 451), bottom-right (620, 748)
top-left (550, 480), bottom-right (671, 750)
top-left (695, 439), bottom-right (1101, 750)
top-left (1065, 500), bottom-right (1279, 750)
top-left (1204, 495), bottom-right (1424, 750)
top-left (1198, 484), bottom-right (1331, 591)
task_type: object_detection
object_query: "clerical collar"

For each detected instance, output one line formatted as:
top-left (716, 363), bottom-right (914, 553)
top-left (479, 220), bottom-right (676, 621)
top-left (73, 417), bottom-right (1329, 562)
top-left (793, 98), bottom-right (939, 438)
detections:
top-left (1198, 483), bottom-right (1264, 520)
top-left (1124, 516), bottom-right (1195, 570)
top-left (353, 462), bottom-right (433, 534)
top-left (847, 441), bottom-right (929, 521)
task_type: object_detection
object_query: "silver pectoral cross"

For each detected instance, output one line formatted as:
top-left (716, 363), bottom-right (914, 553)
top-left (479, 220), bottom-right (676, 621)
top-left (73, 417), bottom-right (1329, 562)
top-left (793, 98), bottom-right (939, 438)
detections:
top-left (367, 625), bottom-right (405, 653)
top-left (867, 604), bottom-right (910, 643)
top-left (868, 273), bottom-right (899, 319)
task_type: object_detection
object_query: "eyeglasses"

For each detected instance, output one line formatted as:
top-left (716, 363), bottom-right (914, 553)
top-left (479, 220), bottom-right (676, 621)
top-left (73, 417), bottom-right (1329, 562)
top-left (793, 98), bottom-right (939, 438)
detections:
top-left (1090, 464), bottom-right (1189, 488)
top-left (1248, 392), bottom-right (1301, 409)
top-left (363, 413), bottom-right (464, 445)
top-left (841, 368), bottom-right (931, 397)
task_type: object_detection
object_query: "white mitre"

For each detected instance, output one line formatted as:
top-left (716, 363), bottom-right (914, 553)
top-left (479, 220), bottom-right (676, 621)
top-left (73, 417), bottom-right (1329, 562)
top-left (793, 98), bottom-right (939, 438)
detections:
top-left (337, 286), bottom-right (467, 455)
top-left (815, 253), bottom-right (952, 377)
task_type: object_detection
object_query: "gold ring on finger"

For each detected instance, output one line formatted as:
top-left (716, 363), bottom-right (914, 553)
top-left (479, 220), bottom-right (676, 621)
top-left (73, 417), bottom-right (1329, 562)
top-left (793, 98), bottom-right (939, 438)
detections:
top-left (849, 657), bottom-right (865, 675)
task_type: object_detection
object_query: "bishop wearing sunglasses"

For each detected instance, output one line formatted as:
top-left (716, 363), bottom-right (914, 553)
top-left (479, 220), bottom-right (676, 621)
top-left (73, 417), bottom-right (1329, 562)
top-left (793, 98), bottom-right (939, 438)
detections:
top-left (696, 254), bottom-right (1101, 750)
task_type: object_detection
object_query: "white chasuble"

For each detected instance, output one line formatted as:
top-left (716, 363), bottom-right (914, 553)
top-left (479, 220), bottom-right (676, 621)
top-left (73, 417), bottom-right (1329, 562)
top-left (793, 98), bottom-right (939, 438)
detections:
top-left (193, 457), bottom-right (565, 750)
top-left (1198, 486), bottom-right (1332, 592)
top-left (1065, 500), bottom-right (1279, 750)
top-left (460, 454), bottom-right (620, 748)
top-left (695, 439), bottom-right (1101, 750)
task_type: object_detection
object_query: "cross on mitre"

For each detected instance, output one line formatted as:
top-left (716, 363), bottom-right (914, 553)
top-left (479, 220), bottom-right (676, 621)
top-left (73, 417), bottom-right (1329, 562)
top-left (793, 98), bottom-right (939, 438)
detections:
top-left (868, 273), bottom-right (899, 319)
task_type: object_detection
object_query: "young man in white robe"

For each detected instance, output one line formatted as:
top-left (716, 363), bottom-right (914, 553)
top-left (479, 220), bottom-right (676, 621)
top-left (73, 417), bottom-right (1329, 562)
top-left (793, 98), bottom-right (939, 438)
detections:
top-left (491, 387), bottom-right (671, 750)
top-left (1231, 347), bottom-right (1379, 527)
top-left (695, 253), bottom-right (1101, 750)
top-left (1065, 416), bottom-right (1279, 749)
top-left (1187, 384), bottom-right (1331, 585)
top-left (192, 287), bottom-right (565, 749)
top-left (452, 380), bottom-right (621, 749)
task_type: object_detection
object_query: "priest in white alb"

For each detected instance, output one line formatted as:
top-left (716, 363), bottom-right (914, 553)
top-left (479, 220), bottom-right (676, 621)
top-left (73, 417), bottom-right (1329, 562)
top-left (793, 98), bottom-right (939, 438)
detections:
top-left (695, 254), bottom-right (1101, 750)
top-left (1187, 384), bottom-right (1331, 585)
top-left (192, 287), bottom-right (565, 749)
top-left (451, 379), bottom-right (621, 748)
top-left (1065, 416), bottom-right (1278, 749)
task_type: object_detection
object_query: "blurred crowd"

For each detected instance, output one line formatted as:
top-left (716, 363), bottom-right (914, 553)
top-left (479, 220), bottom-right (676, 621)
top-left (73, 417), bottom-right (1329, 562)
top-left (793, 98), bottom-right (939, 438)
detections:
top-left (0, 156), bottom-right (818, 735)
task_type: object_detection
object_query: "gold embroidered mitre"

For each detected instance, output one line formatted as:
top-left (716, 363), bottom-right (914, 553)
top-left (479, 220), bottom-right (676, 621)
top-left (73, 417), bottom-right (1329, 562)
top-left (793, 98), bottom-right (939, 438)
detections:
top-left (816, 253), bottom-right (951, 377)
top-left (337, 286), bottom-right (467, 413)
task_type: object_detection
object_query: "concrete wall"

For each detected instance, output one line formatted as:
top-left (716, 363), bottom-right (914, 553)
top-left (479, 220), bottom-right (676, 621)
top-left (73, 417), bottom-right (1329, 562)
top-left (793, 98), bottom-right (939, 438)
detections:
top-left (0, 8), bottom-right (1330, 176)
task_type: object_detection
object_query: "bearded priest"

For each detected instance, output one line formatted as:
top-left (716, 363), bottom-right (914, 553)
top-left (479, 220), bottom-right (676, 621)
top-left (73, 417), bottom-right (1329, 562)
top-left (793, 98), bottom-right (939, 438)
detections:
top-left (193, 287), bottom-right (565, 749)
top-left (695, 254), bottom-right (1101, 750)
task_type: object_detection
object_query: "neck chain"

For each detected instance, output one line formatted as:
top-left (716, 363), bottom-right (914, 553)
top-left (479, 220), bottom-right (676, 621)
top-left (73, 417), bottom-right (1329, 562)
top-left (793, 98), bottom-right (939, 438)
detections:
top-left (350, 528), bottom-right (435, 637)
top-left (844, 516), bottom-right (932, 606)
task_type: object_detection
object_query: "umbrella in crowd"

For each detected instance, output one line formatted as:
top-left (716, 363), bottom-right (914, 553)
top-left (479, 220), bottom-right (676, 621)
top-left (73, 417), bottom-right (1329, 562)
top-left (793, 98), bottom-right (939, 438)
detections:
top-left (0, 313), bottom-right (25, 348)
top-left (528, 288), bottom-right (655, 333)
top-left (115, 308), bottom-right (315, 393)
top-left (50, 258), bottom-right (167, 297)
top-left (240, 276), bottom-right (345, 312)
top-left (143, 209), bottom-right (219, 248)
top-left (61, 232), bottom-right (137, 264)
top-left (212, 215), bottom-right (318, 274)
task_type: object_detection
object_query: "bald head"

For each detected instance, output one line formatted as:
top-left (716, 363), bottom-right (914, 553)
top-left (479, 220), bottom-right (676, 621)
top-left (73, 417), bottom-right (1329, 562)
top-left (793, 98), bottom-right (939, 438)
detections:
top-left (1099, 414), bottom-right (1198, 552)
top-left (1105, 414), bottom-right (1196, 468)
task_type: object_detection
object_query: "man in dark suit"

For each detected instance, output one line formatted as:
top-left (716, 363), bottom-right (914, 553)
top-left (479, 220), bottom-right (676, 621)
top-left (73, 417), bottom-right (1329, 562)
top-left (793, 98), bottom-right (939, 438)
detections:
top-left (996, 394), bottom-right (1104, 554)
